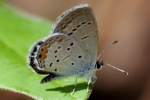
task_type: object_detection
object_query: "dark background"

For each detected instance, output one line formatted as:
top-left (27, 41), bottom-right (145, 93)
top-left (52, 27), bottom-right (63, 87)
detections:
top-left (1, 0), bottom-right (150, 100)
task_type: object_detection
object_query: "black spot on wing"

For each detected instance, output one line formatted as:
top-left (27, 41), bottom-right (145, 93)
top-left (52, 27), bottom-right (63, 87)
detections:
top-left (32, 46), bottom-right (37, 53)
top-left (81, 36), bottom-right (89, 40)
top-left (81, 22), bottom-right (86, 25)
top-left (30, 46), bottom-right (37, 56)
top-left (67, 48), bottom-right (70, 51)
top-left (56, 60), bottom-right (59, 62)
top-left (29, 60), bottom-right (36, 68)
top-left (38, 54), bottom-right (42, 58)
top-left (70, 42), bottom-right (74, 46)
top-left (66, 20), bottom-right (72, 24)
top-left (67, 32), bottom-right (73, 36)
top-left (76, 24), bottom-right (81, 28)
top-left (54, 68), bottom-right (57, 72)
top-left (29, 56), bottom-right (36, 69)
top-left (87, 22), bottom-right (91, 25)
top-left (78, 56), bottom-right (82, 58)
top-left (54, 50), bottom-right (58, 53)
top-left (66, 21), bottom-right (91, 37)
top-left (29, 56), bottom-right (34, 62)
top-left (49, 63), bottom-right (53, 67)
top-left (72, 28), bottom-right (77, 32)
top-left (37, 41), bottom-right (44, 45)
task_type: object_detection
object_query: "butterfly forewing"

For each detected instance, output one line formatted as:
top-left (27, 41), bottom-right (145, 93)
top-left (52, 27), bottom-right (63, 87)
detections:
top-left (53, 4), bottom-right (98, 72)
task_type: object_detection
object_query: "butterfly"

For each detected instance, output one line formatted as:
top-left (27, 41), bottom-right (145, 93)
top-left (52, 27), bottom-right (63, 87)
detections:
top-left (28, 4), bottom-right (102, 90)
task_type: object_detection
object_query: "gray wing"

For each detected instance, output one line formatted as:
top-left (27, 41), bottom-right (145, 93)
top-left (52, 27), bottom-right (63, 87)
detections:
top-left (53, 4), bottom-right (98, 70)
top-left (41, 4), bottom-right (98, 76)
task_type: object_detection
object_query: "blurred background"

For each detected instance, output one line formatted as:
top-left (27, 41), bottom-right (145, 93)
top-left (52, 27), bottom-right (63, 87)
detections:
top-left (1, 0), bottom-right (150, 100)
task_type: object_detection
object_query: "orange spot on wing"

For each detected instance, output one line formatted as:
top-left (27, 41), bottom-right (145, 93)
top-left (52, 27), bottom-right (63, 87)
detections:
top-left (39, 46), bottom-right (49, 62)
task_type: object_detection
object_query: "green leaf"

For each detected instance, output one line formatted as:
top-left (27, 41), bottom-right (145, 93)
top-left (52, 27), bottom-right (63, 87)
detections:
top-left (0, 3), bottom-right (91, 100)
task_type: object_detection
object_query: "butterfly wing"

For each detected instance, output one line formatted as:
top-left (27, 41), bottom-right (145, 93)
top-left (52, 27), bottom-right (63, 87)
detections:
top-left (29, 4), bottom-right (98, 83)
top-left (53, 4), bottom-right (98, 74)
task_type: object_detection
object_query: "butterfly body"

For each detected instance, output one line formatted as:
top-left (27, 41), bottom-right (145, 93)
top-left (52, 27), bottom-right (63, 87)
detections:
top-left (29, 4), bottom-right (99, 84)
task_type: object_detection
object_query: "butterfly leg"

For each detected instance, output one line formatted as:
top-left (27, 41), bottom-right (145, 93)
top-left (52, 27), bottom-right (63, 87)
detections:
top-left (71, 77), bottom-right (78, 95)
top-left (87, 77), bottom-right (92, 92)
top-left (86, 70), bottom-right (97, 92)
top-left (87, 75), bottom-right (97, 92)
top-left (40, 72), bottom-right (60, 84)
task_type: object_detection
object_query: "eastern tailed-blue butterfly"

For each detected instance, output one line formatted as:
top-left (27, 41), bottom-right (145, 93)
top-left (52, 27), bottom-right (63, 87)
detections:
top-left (28, 4), bottom-right (128, 93)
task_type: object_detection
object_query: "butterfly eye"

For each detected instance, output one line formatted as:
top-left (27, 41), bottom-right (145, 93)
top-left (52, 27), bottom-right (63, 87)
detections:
top-left (71, 63), bottom-right (74, 65)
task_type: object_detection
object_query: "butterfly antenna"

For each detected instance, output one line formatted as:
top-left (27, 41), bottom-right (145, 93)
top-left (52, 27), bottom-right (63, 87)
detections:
top-left (98, 40), bottom-right (128, 75)
top-left (106, 63), bottom-right (128, 76)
